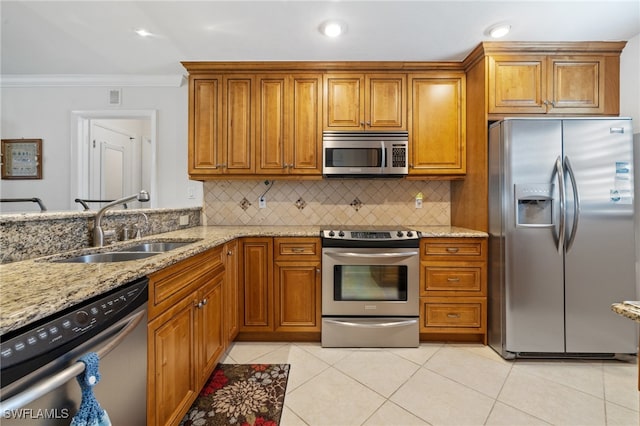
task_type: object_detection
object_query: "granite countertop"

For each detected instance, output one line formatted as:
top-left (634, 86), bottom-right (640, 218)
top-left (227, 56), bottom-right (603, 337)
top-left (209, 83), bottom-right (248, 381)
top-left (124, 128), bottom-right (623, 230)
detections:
top-left (611, 301), bottom-right (640, 323)
top-left (0, 225), bottom-right (486, 335)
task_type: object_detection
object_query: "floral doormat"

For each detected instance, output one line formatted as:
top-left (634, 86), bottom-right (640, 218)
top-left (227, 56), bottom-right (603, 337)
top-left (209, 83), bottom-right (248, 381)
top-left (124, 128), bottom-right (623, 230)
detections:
top-left (180, 364), bottom-right (290, 426)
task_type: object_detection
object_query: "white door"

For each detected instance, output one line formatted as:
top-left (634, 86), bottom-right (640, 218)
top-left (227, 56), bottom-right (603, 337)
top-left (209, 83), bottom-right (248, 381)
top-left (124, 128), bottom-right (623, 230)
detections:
top-left (89, 122), bottom-right (137, 208)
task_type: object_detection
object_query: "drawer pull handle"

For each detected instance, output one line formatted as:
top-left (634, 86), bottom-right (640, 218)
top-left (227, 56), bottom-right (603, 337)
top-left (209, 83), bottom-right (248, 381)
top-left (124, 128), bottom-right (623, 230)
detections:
top-left (446, 247), bottom-right (460, 253)
top-left (291, 247), bottom-right (306, 253)
top-left (447, 313), bottom-right (461, 318)
top-left (447, 277), bottom-right (460, 282)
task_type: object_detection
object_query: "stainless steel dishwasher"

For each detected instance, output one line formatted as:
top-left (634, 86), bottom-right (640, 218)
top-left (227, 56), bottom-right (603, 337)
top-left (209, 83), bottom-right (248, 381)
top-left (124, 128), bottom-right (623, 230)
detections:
top-left (0, 277), bottom-right (148, 425)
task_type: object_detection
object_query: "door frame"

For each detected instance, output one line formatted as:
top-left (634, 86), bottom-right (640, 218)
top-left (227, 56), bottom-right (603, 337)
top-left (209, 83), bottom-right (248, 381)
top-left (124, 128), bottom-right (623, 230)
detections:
top-left (70, 110), bottom-right (157, 210)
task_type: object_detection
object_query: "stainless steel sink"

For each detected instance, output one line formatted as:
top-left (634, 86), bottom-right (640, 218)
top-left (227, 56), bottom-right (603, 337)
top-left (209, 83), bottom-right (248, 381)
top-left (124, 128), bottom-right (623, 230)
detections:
top-left (50, 239), bottom-right (200, 263)
top-left (54, 252), bottom-right (159, 263)
top-left (118, 241), bottom-right (194, 253)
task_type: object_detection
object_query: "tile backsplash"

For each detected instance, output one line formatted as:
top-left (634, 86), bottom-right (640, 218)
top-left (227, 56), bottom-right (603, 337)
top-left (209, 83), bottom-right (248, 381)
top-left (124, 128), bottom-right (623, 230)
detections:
top-left (203, 180), bottom-right (450, 226)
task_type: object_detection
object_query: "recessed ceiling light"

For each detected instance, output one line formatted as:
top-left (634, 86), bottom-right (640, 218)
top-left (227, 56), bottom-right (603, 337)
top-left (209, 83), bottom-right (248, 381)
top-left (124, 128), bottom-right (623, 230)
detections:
top-left (487, 23), bottom-right (511, 39)
top-left (135, 28), bottom-right (152, 37)
top-left (319, 20), bottom-right (346, 38)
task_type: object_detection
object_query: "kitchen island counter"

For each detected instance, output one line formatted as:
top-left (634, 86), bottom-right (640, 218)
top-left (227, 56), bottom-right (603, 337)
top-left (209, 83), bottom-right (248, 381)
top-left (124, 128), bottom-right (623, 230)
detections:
top-left (0, 225), bottom-right (485, 335)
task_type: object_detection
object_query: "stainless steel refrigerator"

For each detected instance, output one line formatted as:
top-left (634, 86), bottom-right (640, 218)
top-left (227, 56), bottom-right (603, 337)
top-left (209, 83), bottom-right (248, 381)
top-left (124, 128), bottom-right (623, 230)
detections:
top-left (488, 118), bottom-right (637, 359)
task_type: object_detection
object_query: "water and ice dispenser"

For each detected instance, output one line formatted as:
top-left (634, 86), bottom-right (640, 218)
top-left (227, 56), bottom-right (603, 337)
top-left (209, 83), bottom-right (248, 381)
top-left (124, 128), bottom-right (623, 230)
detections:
top-left (515, 184), bottom-right (554, 227)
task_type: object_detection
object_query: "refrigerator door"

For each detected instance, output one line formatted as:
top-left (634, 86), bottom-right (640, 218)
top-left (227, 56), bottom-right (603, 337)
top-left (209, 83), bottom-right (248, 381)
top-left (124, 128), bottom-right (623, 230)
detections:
top-left (503, 119), bottom-right (566, 353)
top-left (563, 118), bottom-right (637, 354)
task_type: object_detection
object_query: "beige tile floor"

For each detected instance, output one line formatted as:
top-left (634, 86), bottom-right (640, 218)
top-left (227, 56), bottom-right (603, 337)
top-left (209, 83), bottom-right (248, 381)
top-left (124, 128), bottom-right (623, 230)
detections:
top-left (220, 341), bottom-right (640, 426)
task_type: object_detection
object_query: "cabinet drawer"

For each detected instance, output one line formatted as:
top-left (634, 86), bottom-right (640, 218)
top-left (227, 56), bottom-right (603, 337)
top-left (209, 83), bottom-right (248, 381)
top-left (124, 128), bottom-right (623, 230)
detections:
top-left (422, 302), bottom-right (482, 328)
top-left (274, 237), bottom-right (320, 260)
top-left (423, 265), bottom-right (482, 293)
top-left (148, 247), bottom-right (223, 320)
top-left (421, 238), bottom-right (486, 260)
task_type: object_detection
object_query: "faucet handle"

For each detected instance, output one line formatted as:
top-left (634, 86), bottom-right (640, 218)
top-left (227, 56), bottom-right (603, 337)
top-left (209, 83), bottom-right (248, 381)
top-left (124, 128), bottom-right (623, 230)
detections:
top-left (103, 229), bottom-right (118, 245)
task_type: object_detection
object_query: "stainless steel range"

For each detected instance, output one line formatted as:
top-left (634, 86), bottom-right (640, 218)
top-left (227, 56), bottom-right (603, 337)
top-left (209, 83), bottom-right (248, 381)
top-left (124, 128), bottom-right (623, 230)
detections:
top-left (321, 228), bottom-right (421, 347)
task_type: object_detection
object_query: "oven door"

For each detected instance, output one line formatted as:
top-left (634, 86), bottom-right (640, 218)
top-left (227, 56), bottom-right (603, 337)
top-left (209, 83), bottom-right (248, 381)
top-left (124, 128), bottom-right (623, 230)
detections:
top-left (321, 247), bottom-right (419, 316)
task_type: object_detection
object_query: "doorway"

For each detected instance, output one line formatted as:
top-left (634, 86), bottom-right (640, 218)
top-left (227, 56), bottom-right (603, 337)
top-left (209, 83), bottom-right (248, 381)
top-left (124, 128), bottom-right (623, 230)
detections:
top-left (71, 110), bottom-right (157, 211)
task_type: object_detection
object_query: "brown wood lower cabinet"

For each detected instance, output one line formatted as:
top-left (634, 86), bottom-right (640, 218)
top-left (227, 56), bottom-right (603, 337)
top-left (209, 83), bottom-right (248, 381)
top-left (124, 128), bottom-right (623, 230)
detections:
top-left (419, 237), bottom-right (488, 344)
top-left (238, 237), bottom-right (321, 340)
top-left (147, 247), bottom-right (227, 426)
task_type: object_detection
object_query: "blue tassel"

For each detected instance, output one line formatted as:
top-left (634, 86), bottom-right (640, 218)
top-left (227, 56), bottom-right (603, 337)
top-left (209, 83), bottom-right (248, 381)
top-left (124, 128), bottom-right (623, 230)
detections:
top-left (70, 352), bottom-right (112, 426)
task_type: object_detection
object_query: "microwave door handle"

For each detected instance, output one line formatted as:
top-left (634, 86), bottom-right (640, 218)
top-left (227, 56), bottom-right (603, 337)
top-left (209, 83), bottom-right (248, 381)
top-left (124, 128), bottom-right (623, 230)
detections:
top-left (380, 141), bottom-right (386, 174)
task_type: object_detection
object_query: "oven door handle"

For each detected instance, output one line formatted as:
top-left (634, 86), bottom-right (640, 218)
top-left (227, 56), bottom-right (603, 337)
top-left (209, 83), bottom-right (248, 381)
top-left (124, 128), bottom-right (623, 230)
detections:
top-left (324, 319), bottom-right (418, 328)
top-left (0, 309), bottom-right (145, 413)
top-left (324, 251), bottom-right (418, 259)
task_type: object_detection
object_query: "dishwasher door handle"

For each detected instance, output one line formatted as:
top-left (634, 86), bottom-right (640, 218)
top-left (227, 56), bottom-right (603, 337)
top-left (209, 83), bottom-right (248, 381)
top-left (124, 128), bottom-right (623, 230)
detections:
top-left (0, 309), bottom-right (145, 413)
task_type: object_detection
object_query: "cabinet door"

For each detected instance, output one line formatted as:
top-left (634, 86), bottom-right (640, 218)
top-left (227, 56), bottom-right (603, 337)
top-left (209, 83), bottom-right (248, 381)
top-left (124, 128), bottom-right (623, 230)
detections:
top-left (366, 74), bottom-right (406, 129)
top-left (239, 238), bottom-right (273, 331)
top-left (223, 76), bottom-right (255, 173)
top-left (547, 56), bottom-right (604, 114)
top-left (409, 74), bottom-right (466, 175)
top-left (224, 240), bottom-right (239, 344)
top-left (190, 77), bottom-right (222, 175)
top-left (488, 55), bottom-right (547, 114)
top-left (290, 74), bottom-right (323, 174)
top-left (148, 298), bottom-right (196, 426)
top-left (197, 270), bottom-right (225, 388)
top-left (256, 75), bottom-right (288, 174)
top-left (324, 74), bottom-right (364, 129)
top-left (274, 261), bottom-right (321, 332)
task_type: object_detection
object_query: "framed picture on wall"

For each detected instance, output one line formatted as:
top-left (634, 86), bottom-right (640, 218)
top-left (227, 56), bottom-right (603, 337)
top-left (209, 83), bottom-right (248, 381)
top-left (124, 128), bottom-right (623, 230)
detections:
top-left (1, 139), bottom-right (43, 179)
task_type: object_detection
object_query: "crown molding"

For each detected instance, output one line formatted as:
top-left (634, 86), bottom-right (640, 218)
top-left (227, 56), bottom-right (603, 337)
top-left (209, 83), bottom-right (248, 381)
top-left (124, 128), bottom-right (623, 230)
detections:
top-left (0, 74), bottom-right (186, 88)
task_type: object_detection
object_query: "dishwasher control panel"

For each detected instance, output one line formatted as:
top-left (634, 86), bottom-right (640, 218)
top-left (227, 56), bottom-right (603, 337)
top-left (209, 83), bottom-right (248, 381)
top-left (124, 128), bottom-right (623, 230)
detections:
top-left (0, 278), bottom-right (148, 369)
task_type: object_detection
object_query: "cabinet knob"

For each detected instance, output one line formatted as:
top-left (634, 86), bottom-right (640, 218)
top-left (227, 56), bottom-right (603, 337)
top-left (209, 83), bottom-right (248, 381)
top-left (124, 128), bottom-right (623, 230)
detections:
top-left (202, 298), bottom-right (208, 306)
top-left (366, 121), bottom-right (371, 126)
top-left (316, 268), bottom-right (321, 273)
top-left (227, 250), bottom-right (233, 256)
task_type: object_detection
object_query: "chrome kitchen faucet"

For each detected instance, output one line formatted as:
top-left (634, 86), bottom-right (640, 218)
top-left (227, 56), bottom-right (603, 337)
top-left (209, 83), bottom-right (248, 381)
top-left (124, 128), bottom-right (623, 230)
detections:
top-left (92, 190), bottom-right (150, 247)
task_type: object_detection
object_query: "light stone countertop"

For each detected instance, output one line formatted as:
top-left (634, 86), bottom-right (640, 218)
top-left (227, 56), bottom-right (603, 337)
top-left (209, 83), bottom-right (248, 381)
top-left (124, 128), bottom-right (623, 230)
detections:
top-left (612, 302), bottom-right (640, 323)
top-left (0, 225), bottom-right (486, 335)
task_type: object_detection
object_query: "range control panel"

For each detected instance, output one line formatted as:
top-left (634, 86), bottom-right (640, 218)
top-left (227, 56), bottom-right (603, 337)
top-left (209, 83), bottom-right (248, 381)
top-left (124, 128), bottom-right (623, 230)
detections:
top-left (321, 229), bottom-right (419, 241)
top-left (0, 278), bottom-right (147, 369)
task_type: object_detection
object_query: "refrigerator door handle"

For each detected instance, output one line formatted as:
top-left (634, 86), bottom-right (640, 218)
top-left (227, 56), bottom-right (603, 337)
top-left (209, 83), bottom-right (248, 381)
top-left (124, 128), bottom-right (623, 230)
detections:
top-left (564, 156), bottom-right (580, 252)
top-left (555, 156), bottom-right (566, 254)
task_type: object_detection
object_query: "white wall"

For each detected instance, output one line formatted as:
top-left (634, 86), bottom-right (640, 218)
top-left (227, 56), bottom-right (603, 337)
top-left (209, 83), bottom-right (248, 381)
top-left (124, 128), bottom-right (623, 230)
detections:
top-left (0, 83), bottom-right (202, 212)
top-left (620, 33), bottom-right (640, 131)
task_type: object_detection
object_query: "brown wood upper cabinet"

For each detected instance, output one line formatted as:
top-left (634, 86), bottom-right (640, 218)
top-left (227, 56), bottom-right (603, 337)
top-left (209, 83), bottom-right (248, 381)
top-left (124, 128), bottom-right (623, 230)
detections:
top-left (488, 54), bottom-right (611, 115)
top-left (324, 73), bottom-right (406, 130)
top-left (256, 74), bottom-right (323, 175)
top-left (408, 73), bottom-right (466, 175)
top-left (188, 73), bottom-right (322, 178)
top-left (188, 75), bottom-right (255, 176)
top-left (189, 76), bottom-right (222, 176)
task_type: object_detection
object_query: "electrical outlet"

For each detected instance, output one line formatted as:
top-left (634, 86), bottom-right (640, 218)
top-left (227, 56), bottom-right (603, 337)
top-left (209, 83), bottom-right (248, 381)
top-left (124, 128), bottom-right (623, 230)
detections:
top-left (415, 198), bottom-right (423, 209)
top-left (179, 215), bottom-right (189, 226)
top-left (259, 196), bottom-right (266, 209)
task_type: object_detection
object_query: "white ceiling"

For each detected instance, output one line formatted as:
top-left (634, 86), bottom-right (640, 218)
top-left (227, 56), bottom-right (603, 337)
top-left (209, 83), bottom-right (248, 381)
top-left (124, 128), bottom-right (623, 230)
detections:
top-left (1, 0), bottom-right (639, 76)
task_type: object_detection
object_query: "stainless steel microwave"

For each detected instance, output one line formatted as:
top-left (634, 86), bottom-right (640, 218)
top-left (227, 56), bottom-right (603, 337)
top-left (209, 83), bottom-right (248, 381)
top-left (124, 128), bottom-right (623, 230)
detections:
top-left (322, 131), bottom-right (409, 177)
